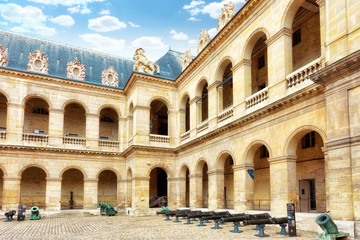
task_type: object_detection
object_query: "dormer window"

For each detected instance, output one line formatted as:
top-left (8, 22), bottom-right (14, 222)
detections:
top-left (27, 49), bottom-right (49, 74)
top-left (67, 57), bottom-right (85, 81)
top-left (102, 66), bottom-right (119, 87)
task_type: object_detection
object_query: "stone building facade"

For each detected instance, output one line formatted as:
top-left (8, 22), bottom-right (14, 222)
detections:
top-left (0, 0), bottom-right (359, 227)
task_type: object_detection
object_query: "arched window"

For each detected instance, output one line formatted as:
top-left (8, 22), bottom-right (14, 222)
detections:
top-left (150, 100), bottom-right (168, 136)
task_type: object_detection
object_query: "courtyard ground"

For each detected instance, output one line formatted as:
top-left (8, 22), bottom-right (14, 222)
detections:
top-left (0, 213), bottom-right (329, 240)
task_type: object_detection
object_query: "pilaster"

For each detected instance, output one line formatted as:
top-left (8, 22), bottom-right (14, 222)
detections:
top-left (207, 169), bottom-right (225, 210)
top-left (45, 178), bottom-right (62, 210)
top-left (2, 177), bottom-right (21, 210)
top-left (85, 113), bottom-right (99, 149)
top-left (83, 178), bottom-right (98, 209)
top-left (233, 164), bottom-right (254, 212)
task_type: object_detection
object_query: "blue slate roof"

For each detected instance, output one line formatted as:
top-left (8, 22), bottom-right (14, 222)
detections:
top-left (0, 30), bottom-right (183, 89)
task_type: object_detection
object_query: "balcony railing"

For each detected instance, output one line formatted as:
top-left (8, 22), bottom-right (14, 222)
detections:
top-left (63, 136), bottom-right (86, 146)
top-left (197, 121), bottom-right (209, 133)
top-left (286, 57), bottom-right (321, 89)
top-left (180, 131), bottom-right (190, 141)
top-left (150, 134), bottom-right (170, 143)
top-left (217, 107), bottom-right (233, 122)
top-left (245, 87), bottom-right (269, 109)
top-left (99, 140), bottom-right (119, 148)
top-left (0, 131), bottom-right (5, 140)
top-left (23, 133), bottom-right (48, 143)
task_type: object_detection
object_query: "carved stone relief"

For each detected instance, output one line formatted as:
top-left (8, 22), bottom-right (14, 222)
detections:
top-left (27, 49), bottom-right (49, 74)
top-left (197, 29), bottom-right (211, 54)
top-left (217, 2), bottom-right (235, 31)
top-left (102, 66), bottom-right (119, 87)
top-left (182, 50), bottom-right (192, 71)
top-left (67, 57), bottom-right (85, 81)
top-left (133, 48), bottom-right (160, 75)
top-left (0, 44), bottom-right (8, 67)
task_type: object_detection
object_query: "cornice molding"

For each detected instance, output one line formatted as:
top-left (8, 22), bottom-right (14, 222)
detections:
top-left (268, 155), bottom-right (297, 165)
top-left (189, 96), bottom-right (200, 105)
top-left (133, 105), bottom-right (150, 112)
top-left (233, 163), bottom-right (254, 171)
top-left (207, 169), bottom-right (225, 175)
top-left (265, 27), bottom-right (293, 47)
top-left (232, 59), bottom-right (252, 72)
top-left (325, 136), bottom-right (351, 150)
top-left (132, 176), bottom-right (150, 181)
top-left (208, 80), bottom-right (222, 91)
top-left (124, 72), bottom-right (176, 94)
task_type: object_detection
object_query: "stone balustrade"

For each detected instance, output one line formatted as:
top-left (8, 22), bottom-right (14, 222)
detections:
top-left (63, 136), bottom-right (86, 145)
top-left (150, 134), bottom-right (170, 143)
top-left (99, 140), bottom-right (119, 148)
top-left (245, 87), bottom-right (269, 109)
top-left (217, 107), bottom-right (233, 122)
top-left (180, 131), bottom-right (190, 141)
top-left (23, 133), bottom-right (49, 143)
top-left (197, 120), bottom-right (209, 133)
top-left (286, 57), bottom-right (321, 89)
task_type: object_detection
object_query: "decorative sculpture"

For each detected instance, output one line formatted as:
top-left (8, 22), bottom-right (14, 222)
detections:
top-left (0, 44), bottom-right (8, 67)
top-left (27, 49), bottom-right (49, 74)
top-left (217, 2), bottom-right (235, 31)
top-left (102, 66), bottom-right (119, 87)
top-left (67, 57), bottom-right (85, 81)
top-left (133, 48), bottom-right (160, 75)
top-left (197, 29), bottom-right (211, 54)
top-left (182, 50), bottom-right (192, 70)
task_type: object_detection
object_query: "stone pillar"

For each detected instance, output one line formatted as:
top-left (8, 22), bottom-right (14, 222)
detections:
top-left (208, 169), bottom-right (224, 210)
top-left (85, 113), bottom-right (99, 149)
top-left (179, 109), bottom-right (186, 136)
top-left (168, 110), bottom-right (177, 145)
top-left (232, 59), bottom-right (251, 116)
top-left (132, 176), bottom-right (150, 216)
top-left (233, 164), bottom-right (254, 212)
top-left (316, 0), bottom-right (326, 66)
top-left (178, 177), bottom-right (186, 207)
top-left (189, 97), bottom-right (199, 137)
top-left (6, 103), bottom-right (23, 143)
top-left (133, 106), bottom-right (150, 144)
top-left (83, 179), bottom-right (98, 209)
top-left (117, 179), bottom-right (126, 208)
top-left (266, 28), bottom-right (293, 101)
top-left (268, 155), bottom-right (297, 217)
top-left (189, 174), bottom-right (202, 208)
top-left (2, 177), bottom-right (20, 210)
top-left (125, 179), bottom-right (132, 207)
top-left (167, 177), bottom-right (178, 209)
top-left (45, 178), bottom-right (62, 210)
top-left (217, 85), bottom-right (223, 113)
top-left (118, 117), bottom-right (127, 152)
top-left (48, 109), bottom-right (64, 147)
top-left (207, 81), bottom-right (220, 129)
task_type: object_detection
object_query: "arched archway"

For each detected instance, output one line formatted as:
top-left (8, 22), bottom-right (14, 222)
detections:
top-left (150, 100), bottom-right (168, 136)
top-left (195, 159), bottom-right (208, 208)
top-left (126, 168), bottom-right (132, 207)
top-left (23, 97), bottom-right (49, 135)
top-left (128, 102), bottom-right (134, 139)
top-left (216, 59), bottom-right (233, 112)
top-left (63, 103), bottom-right (86, 139)
top-left (0, 93), bottom-right (7, 134)
top-left (216, 152), bottom-right (234, 209)
top-left (180, 94), bottom-right (190, 134)
top-left (61, 169), bottom-right (84, 209)
top-left (196, 80), bottom-right (208, 124)
top-left (149, 167), bottom-right (168, 208)
top-left (20, 167), bottom-right (47, 209)
top-left (179, 165), bottom-right (190, 207)
top-left (287, 129), bottom-right (326, 212)
top-left (98, 170), bottom-right (117, 206)
top-left (99, 108), bottom-right (119, 142)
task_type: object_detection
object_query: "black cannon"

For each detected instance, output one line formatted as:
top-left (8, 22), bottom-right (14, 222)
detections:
top-left (243, 217), bottom-right (289, 237)
top-left (4, 210), bottom-right (16, 222)
top-left (185, 211), bottom-right (216, 226)
top-left (220, 213), bottom-right (271, 233)
top-left (163, 210), bottom-right (190, 221)
top-left (174, 210), bottom-right (202, 223)
top-left (203, 212), bottom-right (246, 229)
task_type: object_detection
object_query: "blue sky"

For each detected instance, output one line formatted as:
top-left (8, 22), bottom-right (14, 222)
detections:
top-left (0, 0), bottom-right (246, 60)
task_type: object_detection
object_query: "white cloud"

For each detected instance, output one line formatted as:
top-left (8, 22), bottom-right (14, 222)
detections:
top-left (170, 29), bottom-right (188, 40)
top-left (67, 4), bottom-right (91, 14)
top-left (183, 0), bottom-right (205, 10)
top-left (0, 21), bottom-right (8, 25)
top-left (81, 6), bottom-right (91, 14)
top-left (79, 33), bottom-right (126, 54)
top-left (188, 39), bottom-right (197, 45)
top-left (0, 3), bottom-right (56, 36)
top-left (208, 28), bottom-right (217, 38)
top-left (184, 0), bottom-right (246, 19)
top-left (67, 5), bottom-right (80, 13)
top-left (88, 16), bottom-right (126, 32)
top-left (128, 22), bottom-right (140, 28)
top-left (100, 9), bottom-right (110, 15)
top-left (132, 36), bottom-right (168, 60)
top-left (28, 0), bottom-right (105, 6)
top-left (49, 15), bottom-right (75, 27)
top-left (188, 17), bottom-right (201, 21)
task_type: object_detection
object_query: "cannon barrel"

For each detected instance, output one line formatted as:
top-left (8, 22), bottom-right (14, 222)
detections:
top-left (202, 211), bottom-right (231, 220)
top-left (165, 210), bottom-right (189, 216)
top-left (31, 206), bottom-right (39, 213)
top-left (175, 210), bottom-right (201, 217)
top-left (243, 217), bottom-right (287, 226)
top-left (221, 213), bottom-right (270, 223)
top-left (98, 203), bottom-right (111, 208)
top-left (316, 214), bottom-right (339, 235)
top-left (272, 217), bottom-right (288, 224)
top-left (156, 210), bottom-right (169, 215)
top-left (187, 211), bottom-right (215, 219)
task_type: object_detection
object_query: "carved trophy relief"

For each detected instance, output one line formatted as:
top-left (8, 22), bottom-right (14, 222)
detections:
top-left (27, 49), bottom-right (49, 74)
top-left (217, 1), bottom-right (235, 31)
top-left (197, 29), bottom-right (211, 54)
top-left (67, 57), bottom-right (85, 81)
top-left (102, 66), bottom-right (119, 87)
top-left (182, 50), bottom-right (193, 71)
top-left (133, 48), bottom-right (160, 75)
top-left (0, 44), bottom-right (8, 67)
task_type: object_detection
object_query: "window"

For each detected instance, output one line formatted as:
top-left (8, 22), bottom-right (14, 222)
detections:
top-left (258, 83), bottom-right (266, 91)
top-left (68, 133), bottom-right (78, 137)
top-left (258, 55), bottom-right (265, 69)
top-left (260, 145), bottom-right (269, 158)
top-left (302, 131), bottom-right (315, 149)
top-left (32, 108), bottom-right (48, 115)
top-left (101, 116), bottom-right (114, 122)
top-left (100, 136), bottom-right (109, 140)
top-left (293, 29), bottom-right (301, 46)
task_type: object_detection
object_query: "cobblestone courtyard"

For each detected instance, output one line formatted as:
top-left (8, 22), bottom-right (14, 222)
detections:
top-left (0, 214), bottom-right (323, 240)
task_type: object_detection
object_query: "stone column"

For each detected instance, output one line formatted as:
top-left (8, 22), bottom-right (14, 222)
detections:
top-left (266, 28), bottom-right (293, 101)
top-left (45, 178), bottom-right (62, 210)
top-left (233, 164), bottom-right (254, 212)
top-left (189, 97), bottom-right (199, 137)
top-left (125, 179), bottom-right (132, 207)
top-left (178, 177), bottom-right (186, 207)
top-left (133, 106), bottom-right (150, 145)
top-left (316, 0), bottom-right (326, 66)
top-left (118, 117), bottom-right (127, 152)
top-left (168, 110), bottom-right (177, 145)
top-left (48, 109), bottom-right (64, 147)
top-left (268, 155), bottom-right (297, 217)
top-left (179, 109), bottom-right (186, 136)
top-left (207, 81), bottom-right (220, 130)
top-left (167, 177), bottom-right (178, 209)
top-left (132, 176), bottom-right (150, 216)
top-left (117, 179), bottom-right (126, 208)
top-left (83, 179), bottom-right (98, 209)
top-left (2, 177), bottom-right (20, 210)
top-left (85, 113), bottom-right (99, 149)
top-left (208, 169), bottom-right (224, 210)
top-left (189, 174), bottom-right (202, 208)
top-left (6, 103), bottom-right (24, 143)
top-left (231, 59), bottom-right (251, 116)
